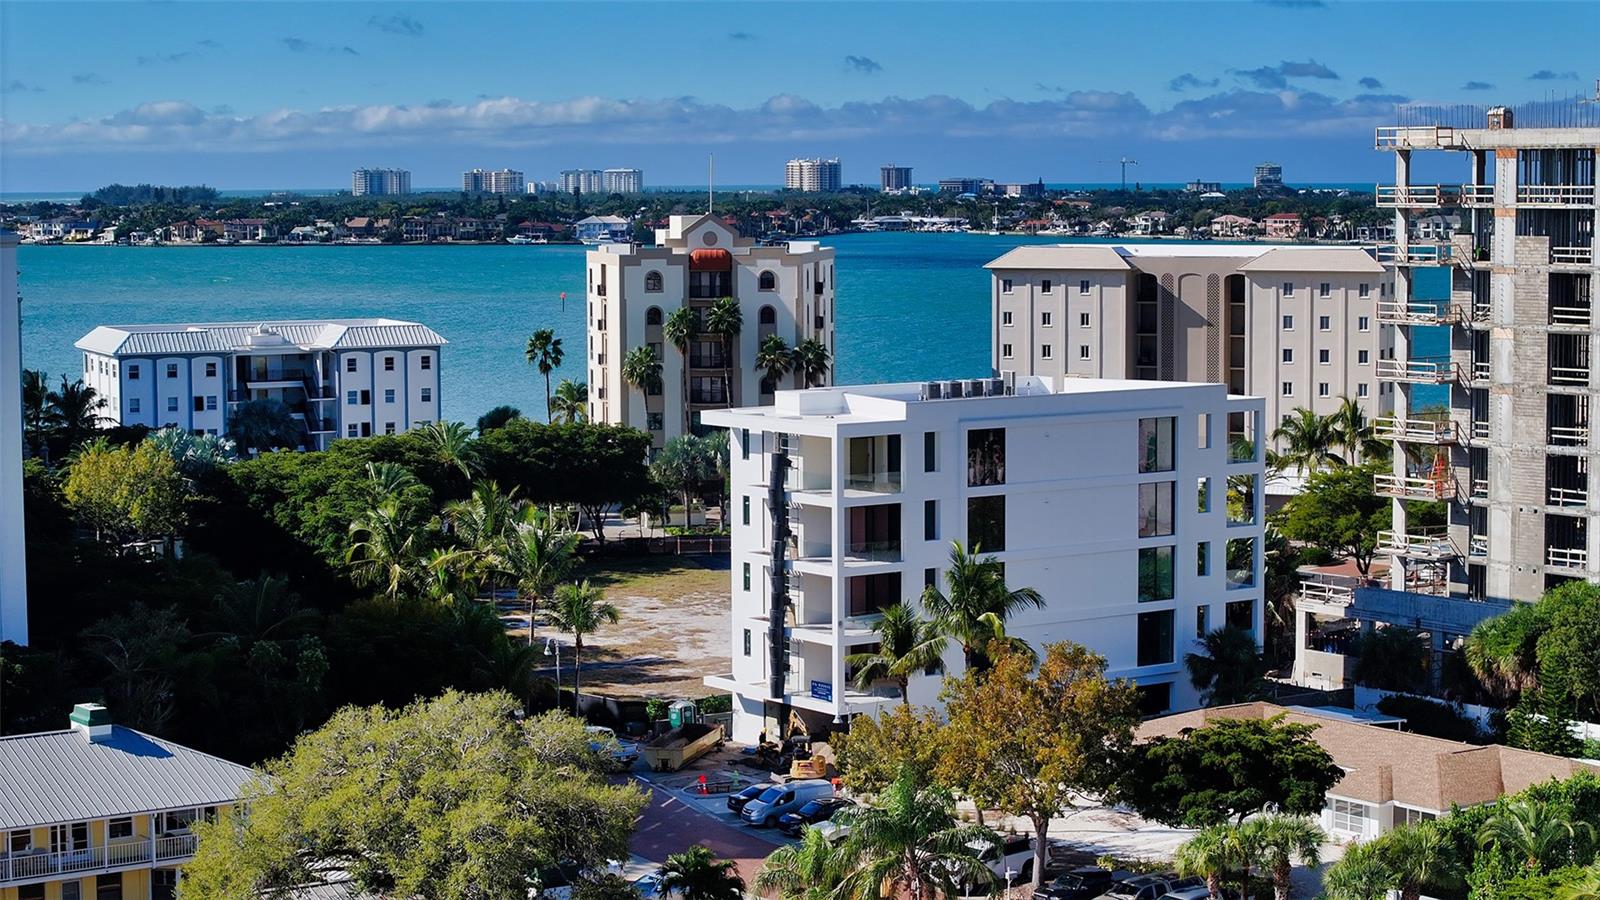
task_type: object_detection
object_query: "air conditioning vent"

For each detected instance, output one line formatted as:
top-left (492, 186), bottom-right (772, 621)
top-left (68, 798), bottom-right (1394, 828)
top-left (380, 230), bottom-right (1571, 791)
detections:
top-left (945, 380), bottom-right (964, 399)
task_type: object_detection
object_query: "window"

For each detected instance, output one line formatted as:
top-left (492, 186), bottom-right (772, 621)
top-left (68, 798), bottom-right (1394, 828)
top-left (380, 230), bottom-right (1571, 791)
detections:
top-left (1001, 343), bottom-right (1014, 359)
top-left (385, 422), bottom-right (396, 435)
top-left (1357, 383), bottom-right (1369, 398)
top-left (1040, 344), bottom-right (1053, 359)
top-left (152, 870), bottom-right (178, 900)
top-left (193, 395), bottom-right (204, 412)
top-left (646, 271), bottom-right (665, 292)
top-left (360, 390), bottom-right (371, 404)
top-left (50, 822), bottom-right (89, 853)
top-left (129, 398), bottom-right (141, 413)
top-left (1226, 599), bottom-right (1255, 631)
top-left (646, 307), bottom-right (663, 326)
top-left (1358, 350), bottom-right (1369, 364)
top-left (384, 356), bottom-right (395, 371)
top-left (1282, 314), bottom-right (1294, 330)
top-left (742, 562), bottom-right (751, 591)
top-left (165, 363), bottom-right (178, 378)
top-left (1137, 610), bottom-right (1175, 666)
top-left (647, 412), bottom-right (664, 431)
top-left (1319, 282), bottom-right (1330, 297)
top-left (967, 495), bottom-right (1006, 552)
top-left (9, 829), bottom-right (32, 852)
top-left (63, 883), bottom-right (82, 900)
top-left (347, 390), bottom-right (359, 405)
top-left (1196, 604), bottom-right (1210, 637)
top-left (967, 428), bottom-right (1005, 486)
top-left (1079, 279), bottom-right (1090, 294)
top-left (1318, 383), bottom-right (1330, 397)
top-left (1136, 683), bottom-right (1171, 716)
top-left (1041, 279), bottom-right (1053, 293)
top-left (1281, 382), bottom-right (1293, 396)
top-left (157, 809), bottom-right (198, 833)
top-left (1282, 348), bottom-right (1293, 364)
top-left (1079, 345), bottom-right (1090, 360)
top-left (1197, 542), bottom-right (1211, 576)
top-left (1080, 312), bottom-right (1091, 327)
top-left (347, 425), bottom-right (359, 438)
top-left (1138, 481), bottom-right (1175, 537)
top-left (346, 357), bottom-right (358, 372)
top-left (1001, 278), bottom-right (1014, 294)
top-left (758, 305), bottom-right (776, 326)
top-left (97, 873), bottom-right (122, 900)
top-left (1138, 417), bottom-right (1175, 473)
top-left (1197, 477), bottom-right (1211, 513)
top-left (1319, 349), bottom-right (1330, 364)
top-left (1358, 316), bottom-right (1370, 332)
top-left (924, 500), bottom-right (938, 540)
top-left (205, 395), bottom-right (217, 411)
top-left (1359, 283), bottom-right (1370, 298)
top-left (743, 629), bottom-right (752, 657)
top-left (420, 355), bottom-right (432, 370)
top-left (1399, 807), bottom-right (1437, 826)
top-left (19, 886), bottom-right (45, 900)
top-left (384, 388), bottom-right (396, 404)
top-left (1319, 315), bottom-right (1330, 331)
top-left (1282, 282), bottom-right (1294, 295)
top-left (1041, 311), bottom-right (1053, 327)
top-left (127, 364), bottom-right (140, 380)
top-left (204, 362), bottom-right (217, 378)
top-left (924, 431), bottom-right (936, 472)
top-left (742, 496), bottom-right (751, 526)
top-left (108, 817), bottom-right (134, 840)
top-left (1001, 310), bottom-right (1013, 326)
top-left (924, 567), bottom-right (937, 589)
top-left (1330, 798), bottom-right (1371, 835)
top-left (166, 397), bottom-right (178, 412)
top-left (421, 387), bottom-right (432, 402)
top-left (1138, 546), bottom-right (1174, 602)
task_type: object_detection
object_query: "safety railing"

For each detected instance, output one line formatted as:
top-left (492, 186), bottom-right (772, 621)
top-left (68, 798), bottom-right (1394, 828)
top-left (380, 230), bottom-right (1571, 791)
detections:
top-left (1378, 299), bottom-right (1455, 325)
top-left (1376, 184), bottom-right (1454, 208)
top-left (1548, 547), bottom-right (1589, 571)
top-left (1550, 366), bottom-right (1591, 387)
top-left (1375, 416), bottom-right (1458, 444)
top-left (1517, 185), bottom-right (1596, 207)
top-left (1470, 419), bottom-right (1490, 442)
top-left (1458, 184), bottom-right (1497, 207)
top-left (1375, 126), bottom-right (1454, 148)
top-left (1376, 243), bottom-right (1453, 266)
top-left (1549, 425), bottom-right (1590, 448)
top-left (1377, 528), bottom-right (1457, 560)
top-left (1552, 246), bottom-right (1595, 266)
top-left (1551, 306), bottom-right (1594, 328)
top-left (1471, 478), bottom-right (1489, 501)
top-left (1375, 473), bottom-right (1453, 501)
top-left (1549, 486), bottom-right (1589, 509)
top-left (1376, 357), bottom-right (1458, 385)
top-left (1469, 535), bottom-right (1488, 559)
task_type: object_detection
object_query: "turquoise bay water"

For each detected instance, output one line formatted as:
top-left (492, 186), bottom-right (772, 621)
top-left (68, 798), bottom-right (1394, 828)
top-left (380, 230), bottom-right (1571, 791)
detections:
top-left (17, 235), bottom-right (1445, 423)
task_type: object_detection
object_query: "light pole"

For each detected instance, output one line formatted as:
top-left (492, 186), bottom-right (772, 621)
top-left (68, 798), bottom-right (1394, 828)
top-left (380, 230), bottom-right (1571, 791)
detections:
top-left (545, 637), bottom-right (561, 705)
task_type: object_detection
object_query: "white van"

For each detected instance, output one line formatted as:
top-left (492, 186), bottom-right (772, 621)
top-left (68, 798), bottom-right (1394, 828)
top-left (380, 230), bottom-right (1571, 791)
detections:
top-left (739, 779), bottom-right (835, 827)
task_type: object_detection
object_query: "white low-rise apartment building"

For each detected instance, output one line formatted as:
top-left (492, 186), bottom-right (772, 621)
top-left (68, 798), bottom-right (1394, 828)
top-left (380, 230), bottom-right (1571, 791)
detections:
top-left (703, 375), bottom-right (1266, 742)
top-left (586, 213), bottom-right (835, 447)
top-left (74, 318), bottom-right (446, 450)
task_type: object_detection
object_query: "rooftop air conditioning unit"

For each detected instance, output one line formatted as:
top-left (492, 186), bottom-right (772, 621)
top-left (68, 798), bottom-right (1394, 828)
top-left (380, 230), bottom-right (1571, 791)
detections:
top-left (966, 379), bottom-right (986, 397)
top-left (987, 378), bottom-right (1004, 396)
top-left (921, 381), bottom-right (943, 401)
top-left (945, 380), bottom-right (963, 399)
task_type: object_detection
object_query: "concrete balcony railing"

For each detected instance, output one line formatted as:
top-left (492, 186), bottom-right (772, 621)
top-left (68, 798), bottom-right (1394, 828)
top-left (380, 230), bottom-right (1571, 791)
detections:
top-left (1378, 528), bottom-right (1457, 561)
top-left (1458, 184), bottom-right (1497, 207)
top-left (1375, 472), bottom-right (1453, 501)
top-left (1375, 416), bottom-right (1458, 444)
top-left (1374, 126), bottom-right (1457, 149)
top-left (1549, 486), bottom-right (1589, 509)
top-left (1377, 299), bottom-right (1455, 326)
top-left (1549, 425), bottom-right (1590, 448)
top-left (1517, 185), bottom-right (1596, 207)
top-left (1376, 184), bottom-right (1455, 208)
top-left (1376, 357), bottom-right (1458, 385)
top-left (1548, 547), bottom-right (1589, 572)
top-left (1, 834), bottom-right (198, 885)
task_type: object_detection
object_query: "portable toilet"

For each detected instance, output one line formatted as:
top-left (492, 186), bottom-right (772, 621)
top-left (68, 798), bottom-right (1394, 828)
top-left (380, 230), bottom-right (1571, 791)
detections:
top-left (668, 700), bottom-right (698, 730)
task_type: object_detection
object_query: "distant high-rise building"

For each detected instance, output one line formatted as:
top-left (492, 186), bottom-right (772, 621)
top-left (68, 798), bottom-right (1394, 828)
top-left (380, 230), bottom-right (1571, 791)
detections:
top-left (603, 168), bottom-right (644, 194)
top-left (1253, 162), bottom-right (1284, 190)
top-left (560, 169), bottom-right (606, 195)
top-left (351, 168), bottom-right (411, 196)
top-left (1, 231), bottom-right (26, 645)
top-left (785, 158), bottom-right (843, 192)
top-left (463, 168), bottom-right (526, 194)
top-left (938, 177), bottom-right (995, 195)
top-left (880, 165), bottom-right (913, 192)
top-left (1184, 179), bottom-right (1223, 194)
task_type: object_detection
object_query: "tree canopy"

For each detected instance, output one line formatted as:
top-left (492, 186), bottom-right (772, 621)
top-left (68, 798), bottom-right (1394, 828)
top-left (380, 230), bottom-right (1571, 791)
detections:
top-left (1277, 460), bottom-right (1390, 575)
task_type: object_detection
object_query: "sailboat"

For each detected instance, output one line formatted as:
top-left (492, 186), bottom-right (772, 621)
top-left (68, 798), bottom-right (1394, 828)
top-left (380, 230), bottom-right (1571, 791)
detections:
top-left (986, 202), bottom-right (1001, 236)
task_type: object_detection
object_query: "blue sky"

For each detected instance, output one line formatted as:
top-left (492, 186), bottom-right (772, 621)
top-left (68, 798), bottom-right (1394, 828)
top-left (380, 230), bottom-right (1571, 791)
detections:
top-left (1, 0), bottom-right (1595, 191)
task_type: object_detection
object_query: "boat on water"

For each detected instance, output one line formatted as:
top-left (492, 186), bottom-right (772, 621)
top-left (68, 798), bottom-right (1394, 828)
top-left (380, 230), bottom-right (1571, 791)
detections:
top-left (507, 234), bottom-right (549, 245)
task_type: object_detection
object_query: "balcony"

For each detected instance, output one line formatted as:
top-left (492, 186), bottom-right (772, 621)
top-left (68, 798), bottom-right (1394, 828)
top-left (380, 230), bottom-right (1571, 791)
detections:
top-left (1469, 361), bottom-right (1492, 385)
top-left (1552, 246), bottom-right (1595, 267)
top-left (1548, 546), bottom-right (1589, 572)
top-left (1376, 357), bottom-right (1457, 385)
top-left (1374, 126), bottom-right (1457, 150)
top-left (1549, 486), bottom-right (1589, 509)
top-left (1377, 299), bottom-right (1455, 326)
top-left (1375, 416), bottom-right (1458, 444)
top-left (844, 471), bottom-right (901, 494)
top-left (1376, 184), bottom-right (1455, 208)
top-left (1469, 535), bottom-right (1488, 559)
top-left (1, 834), bottom-right (198, 885)
top-left (1517, 185), bottom-right (1596, 208)
top-left (1549, 425), bottom-right (1590, 448)
top-left (1458, 184), bottom-right (1497, 207)
top-left (1375, 472), bottom-right (1453, 501)
top-left (1299, 579), bottom-right (1353, 609)
top-left (1378, 528), bottom-right (1457, 561)
top-left (1550, 366), bottom-right (1591, 388)
top-left (1375, 243), bottom-right (1453, 267)
top-left (844, 540), bottom-right (902, 563)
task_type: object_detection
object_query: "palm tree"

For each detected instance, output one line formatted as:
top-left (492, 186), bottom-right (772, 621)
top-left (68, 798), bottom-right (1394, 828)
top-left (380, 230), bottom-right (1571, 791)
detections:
top-left (206, 574), bottom-right (317, 644)
top-left (524, 328), bottom-right (564, 422)
top-left (844, 604), bottom-right (948, 704)
top-left (1477, 798), bottom-right (1596, 871)
top-left (1184, 626), bottom-right (1268, 706)
top-left (1331, 396), bottom-right (1386, 464)
top-left (704, 295), bottom-right (742, 407)
top-left (1245, 815), bottom-right (1324, 900)
top-left (1174, 824), bottom-right (1244, 899)
top-left (621, 344), bottom-right (663, 420)
top-left (365, 461), bottom-right (420, 499)
top-left (755, 826), bottom-right (850, 900)
top-left (1382, 823), bottom-right (1452, 900)
top-left (547, 579), bottom-right (620, 713)
top-left (476, 405), bottom-right (522, 432)
top-left (21, 369), bottom-right (50, 459)
top-left (227, 398), bottom-right (302, 455)
top-left (550, 379), bottom-right (588, 424)
top-left (1555, 866), bottom-right (1600, 900)
top-left (756, 334), bottom-right (793, 395)
top-left (664, 307), bottom-right (696, 434)
top-left (921, 541), bottom-right (1044, 670)
top-left (1323, 840), bottom-right (1391, 900)
top-left (507, 513), bottom-right (580, 646)
top-left (651, 434), bottom-right (710, 526)
top-left (414, 421), bottom-right (479, 480)
top-left (793, 337), bottom-right (831, 387)
top-left (701, 428), bottom-right (730, 527)
top-left (345, 498), bottom-right (431, 602)
top-left (836, 766), bottom-right (999, 900)
top-left (145, 427), bottom-right (237, 477)
top-left (1271, 407), bottom-right (1343, 474)
top-left (45, 376), bottom-right (108, 451)
top-left (439, 480), bottom-right (525, 596)
top-left (657, 845), bottom-right (745, 900)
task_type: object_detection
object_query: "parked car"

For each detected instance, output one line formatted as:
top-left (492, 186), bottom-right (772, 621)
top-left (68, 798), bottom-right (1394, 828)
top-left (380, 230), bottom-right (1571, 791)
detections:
top-left (1036, 867), bottom-right (1115, 900)
top-left (740, 779), bottom-right (835, 827)
top-left (950, 834), bottom-right (1036, 895)
top-left (585, 726), bottom-right (639, 768)
top-left (1158, 885), bottom-right (1233, 900)
top-left (1096, 874), bottom-right (1187, 900)
top-left (631, 873), bottom-right (665, 898)
top-left (778, 797), bottom-right (855, 836)
top-left (727, 784), bottom-right (767, 814)
top-left (812, 817), bottom-right (851, 843)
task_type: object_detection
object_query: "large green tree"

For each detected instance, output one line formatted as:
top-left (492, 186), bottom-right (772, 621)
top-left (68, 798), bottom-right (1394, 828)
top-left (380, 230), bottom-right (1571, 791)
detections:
top-left (62, 438), bottom-right (187, 550)
top-left (1277, 460), bottom-right (1390, 575)
top-left (834, 766), bottom-right (998, 900)
top-left (181, 691), bottom-right (646, 900)
top-left (832, 703), bottom-right (945, 794)
top-left (476, 419), bottom-right (654, 541)
top-left (1184, 625), bottom-right (1268, 706)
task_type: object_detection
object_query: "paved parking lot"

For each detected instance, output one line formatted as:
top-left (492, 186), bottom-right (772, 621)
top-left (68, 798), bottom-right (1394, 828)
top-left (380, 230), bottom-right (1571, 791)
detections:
top-left (626, 747), bottom-right (799, 883)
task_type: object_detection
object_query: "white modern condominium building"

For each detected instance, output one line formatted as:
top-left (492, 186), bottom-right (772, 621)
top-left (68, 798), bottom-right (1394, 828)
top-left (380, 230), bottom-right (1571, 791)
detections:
top-left (463, 168), bottom-right (525, 194)
top-left (560, 169), bottom-right (606, 194)
top-left (785, 158), bottom-right (842, 192)
top-left (585, 213), bottom-right (836, 447)
top-left (603, 168), bottom-right (644, 194)
top-left (351, 168), bottom-right (411, 196)
top-left (1, 231), bottom-right (26, 645)
top-left (74, 318), bottom-right (447, 450)
top-left (703, 376), bottom-right (1267, 742)
top-left (987, 244), bottom-right (1396, 452)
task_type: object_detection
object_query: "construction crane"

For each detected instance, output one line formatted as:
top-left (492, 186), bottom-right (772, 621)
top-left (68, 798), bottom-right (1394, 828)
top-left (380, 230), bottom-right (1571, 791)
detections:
top-left (1099, 157), bottom-right (1139, 191)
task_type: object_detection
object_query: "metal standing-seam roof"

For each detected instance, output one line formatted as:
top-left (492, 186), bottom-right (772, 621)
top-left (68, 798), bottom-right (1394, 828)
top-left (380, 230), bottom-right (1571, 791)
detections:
top-left (0, 726), bottom-right (256, 829)
top-left (74, 318), bottom-right (447, 357)
top-left (1236, 246), bottom-right (1385, 274)
top-left (983, 245), bottom-right (1133, 270)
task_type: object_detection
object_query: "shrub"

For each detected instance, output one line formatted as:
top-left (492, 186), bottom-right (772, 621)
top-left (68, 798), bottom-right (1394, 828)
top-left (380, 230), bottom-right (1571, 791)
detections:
top-left (1375, 694), bottom-right (1485, 743)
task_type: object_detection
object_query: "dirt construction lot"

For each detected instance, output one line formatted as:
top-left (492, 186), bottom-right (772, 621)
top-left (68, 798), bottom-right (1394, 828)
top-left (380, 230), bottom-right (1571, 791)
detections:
top-left (508, 555), bottom-right (732, 700)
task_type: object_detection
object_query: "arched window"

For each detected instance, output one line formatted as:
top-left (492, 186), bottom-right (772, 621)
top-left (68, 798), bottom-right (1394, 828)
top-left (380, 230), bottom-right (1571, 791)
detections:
top-left (758, 270), bottom-right (777, 291)
top-left (645, 271), bottom-right (663, 292)
top-left (646, 306), bottom-right (663, 326)
top-left (759, 306), bottom-right (776, 325)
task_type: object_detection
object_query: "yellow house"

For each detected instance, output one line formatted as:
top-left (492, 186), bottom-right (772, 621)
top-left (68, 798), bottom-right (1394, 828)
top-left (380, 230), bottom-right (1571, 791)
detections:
top-left (1, 704), bottom-right (254, 900)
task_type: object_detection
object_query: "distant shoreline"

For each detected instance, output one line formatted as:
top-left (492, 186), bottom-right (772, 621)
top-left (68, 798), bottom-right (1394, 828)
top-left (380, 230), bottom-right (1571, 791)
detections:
top-left (17, 233), bottom-right (1367, 250)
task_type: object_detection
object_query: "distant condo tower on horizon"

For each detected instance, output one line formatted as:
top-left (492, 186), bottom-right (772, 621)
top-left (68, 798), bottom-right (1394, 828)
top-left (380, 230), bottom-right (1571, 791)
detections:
top-left (462, 168), bottom-right (525, 195)
top-left (352, 167), bottom-right (412, 196)
top-left (880, 164), bottom-right (913, 192)
top-left (785, 158), bottom-right (842, 192)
